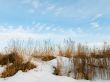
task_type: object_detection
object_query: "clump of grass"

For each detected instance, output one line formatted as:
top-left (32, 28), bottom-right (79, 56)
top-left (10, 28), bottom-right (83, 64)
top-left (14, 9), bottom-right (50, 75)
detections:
top-left (0, 41), bottom-right (36, 78)
top-left (32, 52), bottom-right (56, 61)
top-left (32, 45), bottom-right (56, 61)
top-left (53, 59), bottom-right (62, 76)
top-left (72, 43), bottom-right (110, 80)
top-left (53, 66), bottom-right (61, 75)
top-left (1, 61), bottom-right (36, 78)
top-left (0, 52), bottom-right (23, 66)
top-left (58, 46), bottom-right (73, 58)
top-left (58, 39), bottom-right (75, 58)
top-left (1, 64), bottom-right (18, 78)
top-left (20, 61), bottom-right (36, 72)
top-left (41, 55), bottom-right (56, 61)
top-left (0, 54), bottom-right (7, 65)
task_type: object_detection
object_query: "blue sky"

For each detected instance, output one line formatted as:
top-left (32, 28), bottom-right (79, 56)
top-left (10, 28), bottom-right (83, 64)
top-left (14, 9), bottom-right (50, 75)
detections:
top-left (0, 0), bottom-right (110, 43)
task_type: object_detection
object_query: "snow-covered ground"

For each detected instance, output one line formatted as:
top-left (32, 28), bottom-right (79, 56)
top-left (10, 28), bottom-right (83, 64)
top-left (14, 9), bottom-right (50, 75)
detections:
top-left (0, 57), bottom-right (110, 82)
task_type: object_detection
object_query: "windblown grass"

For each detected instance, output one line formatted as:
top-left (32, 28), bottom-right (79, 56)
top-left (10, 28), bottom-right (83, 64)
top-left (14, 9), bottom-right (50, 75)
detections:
top-left (1, 61), bottom-right (36, 78)
top-left (72, 43), bottom-right (110, 80)
top-left (0, 52), bottom-right (23, 66)
top-left (0, 41), bottom-right (36, 78)
top-left (32, 42), bottom-right (56, 61)
top-left (53, 59), bottom-right (62, 75)
top-left (0, 40), bottom-right (110, 80)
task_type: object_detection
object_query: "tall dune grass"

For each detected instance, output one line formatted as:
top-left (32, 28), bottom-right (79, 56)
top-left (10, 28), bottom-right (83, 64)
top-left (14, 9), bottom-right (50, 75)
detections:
top-left (0, 40), bottom-right (37, 78)
top-left (0, 40), bottom-right (110, 80)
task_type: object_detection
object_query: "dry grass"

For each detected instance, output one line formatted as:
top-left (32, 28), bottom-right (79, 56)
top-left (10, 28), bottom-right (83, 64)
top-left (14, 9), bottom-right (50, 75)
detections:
top-left (0, 42), bottom-right (36, 78)
top-left (33, 55), bottom-right (56, 61)
top-left (58, 47), bottom-right (73, 58)
top-left (58, 40), bottom-right (74, 58)
top-left (1, 64), bottom-right (18, 78)
top-left (32, 45), bottom-right (56, 61)
top-left (0, 52), bottom-right (23, 66)
top-left (53, 66), bottom-right (61, 75)
top-left (53, 59), bottom-right (62, 75)
top-left (72, 43), bottom-right (110, 80)
top-left (1, 61), bottom-right (36, 78)
top-left (0, 51), bottom-right (36, 78)
top-left (1, 40), bottom-right (110, 80)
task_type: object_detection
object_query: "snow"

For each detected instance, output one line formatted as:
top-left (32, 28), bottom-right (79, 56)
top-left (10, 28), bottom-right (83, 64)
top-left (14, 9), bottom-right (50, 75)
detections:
top-left (0, 66), bottom-right (5, 74)
top-left (0, 57), bottom-right (110, 82)
top-left (0, 70), bottom-right (109, 82)
top-left (0, 70), bottom-right (86, 82)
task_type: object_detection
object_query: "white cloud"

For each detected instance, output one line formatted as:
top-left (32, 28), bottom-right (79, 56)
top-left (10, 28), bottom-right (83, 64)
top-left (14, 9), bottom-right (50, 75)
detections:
top-left (1, 24), bottom-right (109, 46)
top-left (90, 13), bottom-right (103, 30)
top-left (40, 3), bottom-right (64, 16)
top-left (32, 23), bottom-right (58, 33)
top-left (31, 0), bottom-right (41, 9)
top-left (51, 28), bottom-right (57, 32)
top-left (21, 0), bottom-right (64, 16)
top-left (0, 24), bottom-right (86, 41)
top-left (45, 26), bottom-right (51, 31)
top-left (32, 23), bottom-right (46, 32)
top-left (47, 5), bottom-right (56, 11)
top-left (66, 27), bottom-right (86, 37)
top-left (90, 22), bottom-right (101, 29)
top-left (54, 8), bottom-right (64, 16)
top-left (22, 0), bottom-right (41, 13)
top-left (91, 14), bottom-right (103, 21)
top-left (21, 0), bottom-right (110, 18)
top-left (77, 27), bottom-right (84, 34)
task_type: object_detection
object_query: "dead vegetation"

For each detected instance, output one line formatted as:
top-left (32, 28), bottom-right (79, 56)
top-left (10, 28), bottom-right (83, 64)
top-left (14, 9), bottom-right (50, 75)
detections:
top-left (0, 42), bottom-right (37, 78)
top-left (32, 42), bottom-right (56, 61)
top-left (53, 59), bottom-right (62, 76)
top-left (1, 40), bottom-right (110, 80)
top-left (0, 51), bottom-right (36, 78)
top-left (72, 43), bottom-right (110, 80)
top-left (1, 61), bottom-right (36, 78)
top-left (32, 54), bottom-right (56, 61)
top-left (0, 52), bottom-right (23, 66)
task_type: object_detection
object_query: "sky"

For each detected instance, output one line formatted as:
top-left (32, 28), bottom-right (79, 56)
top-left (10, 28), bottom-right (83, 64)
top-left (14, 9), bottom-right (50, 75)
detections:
top-left (0, 0), bottom-right (110, 44)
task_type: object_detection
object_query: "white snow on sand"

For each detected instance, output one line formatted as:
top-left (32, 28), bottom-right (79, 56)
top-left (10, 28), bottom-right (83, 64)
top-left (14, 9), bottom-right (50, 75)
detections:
top-left (0, 57), bottom-right (110, 82)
